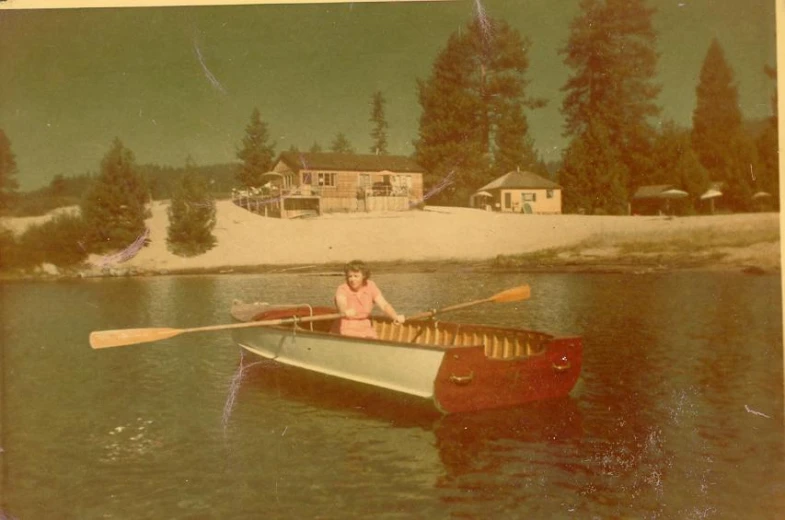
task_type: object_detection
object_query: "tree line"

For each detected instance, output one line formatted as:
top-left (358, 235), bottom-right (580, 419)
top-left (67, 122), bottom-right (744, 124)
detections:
top-left (0, 87), bottom-right (391, 271)
top-left (0, 0), bottom-right (779, 272)
top-left (414, 0), bottom-right (778, 213)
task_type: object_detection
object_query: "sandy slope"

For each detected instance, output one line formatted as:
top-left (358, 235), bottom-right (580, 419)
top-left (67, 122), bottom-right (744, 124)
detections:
top-left (2, 200), bottom-right (780, 273)
top-left (116, 201), bottom-right (783, 272)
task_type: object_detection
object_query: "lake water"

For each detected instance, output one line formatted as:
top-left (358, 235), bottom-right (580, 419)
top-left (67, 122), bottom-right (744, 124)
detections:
top-left (1, 271), bottom-right (783, 519)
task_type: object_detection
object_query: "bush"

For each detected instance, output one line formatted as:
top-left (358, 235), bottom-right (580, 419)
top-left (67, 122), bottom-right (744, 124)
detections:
top-left (0, 225), bottom-right (20, 270)
top-left (16, 213), bottom-right (90, 267)
top-left (166, 173), bottom-right (217, 257)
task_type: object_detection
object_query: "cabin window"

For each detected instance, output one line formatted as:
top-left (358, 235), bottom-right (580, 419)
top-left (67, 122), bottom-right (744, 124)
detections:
top-left (358, 173), bottom-right (371, 188)
top-left (504, 192), bottom-right (512, 209)
top-left (547, 189), bottom-right (554, 199)
top-left (522, 192), bottom-right (536, 202)
top-left (302, 172), bottom-right (312, 185)
top-left (317, 172), bottom-right (336, 187)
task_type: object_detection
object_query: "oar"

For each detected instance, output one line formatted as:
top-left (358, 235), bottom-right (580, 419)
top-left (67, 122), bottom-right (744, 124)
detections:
top-left (406, 284), bottom-right (531, 321)
top-left (89, 313), bottom-right (342, 350)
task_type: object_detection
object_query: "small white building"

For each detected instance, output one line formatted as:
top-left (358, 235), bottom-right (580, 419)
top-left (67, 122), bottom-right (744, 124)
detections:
top-left (470, 170), bottom-right (562, 214)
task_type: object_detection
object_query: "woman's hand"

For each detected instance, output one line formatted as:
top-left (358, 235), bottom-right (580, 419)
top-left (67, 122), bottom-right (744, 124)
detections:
top-left (343, 308), bottom-right (357, 318)
top-left (393, 314), bottom-right (405, 325)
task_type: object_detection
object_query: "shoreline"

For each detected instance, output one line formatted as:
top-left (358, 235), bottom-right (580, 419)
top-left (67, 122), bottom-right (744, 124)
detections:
top-left (1, 201), bottom-right (780, 281)
top-left (0, 251), bottom-right (777, 283)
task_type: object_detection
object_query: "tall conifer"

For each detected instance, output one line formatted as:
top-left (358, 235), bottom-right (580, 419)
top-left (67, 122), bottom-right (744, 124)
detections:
top-left (81, 138), bottom-right (150, 253)
top-left (692, 39), bottom-right (755, 211)
top-left (369, 91), bottom-right (389, 155)
top-left (560, 0), bottom-right (660, 211)
top-left (236, 108), bottom-right (276, 188)
top-left (0, 129), bottom-right (19, 214)
top-left (415, 14), bottom-right (543, 206)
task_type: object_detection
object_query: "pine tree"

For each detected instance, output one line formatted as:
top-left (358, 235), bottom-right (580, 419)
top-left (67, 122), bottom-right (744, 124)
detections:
top-left (414, 14), bottom-right (544, 206)
top-left (330, 133), bottom-right (355, 154)
top-left (559, 118), bottom-right (627, 214)
top-left (560, 0), bottom-right (660, 205)
top-left (755, 65), bottom-right (778, 208)
top-left (309, 142), bottom-right (323, 153)
top-left (166, 157), bottom-right (217, 257)
top-left (692, 38), bottom-right (754, 211)
top-left (369, 91), bottom-right (389, 155)
top-left (0, 129), bottom-right (20, 214)
top-left (81, 138), bottom-right (150, 253)
top-left (652, 121), bottom-right (709, 212)
top-left (236, 108), bottom-right (276, 188)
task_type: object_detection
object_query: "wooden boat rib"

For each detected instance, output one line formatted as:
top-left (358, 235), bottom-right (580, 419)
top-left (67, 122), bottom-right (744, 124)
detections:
top-left (230, 301), bottom-right (582, 414)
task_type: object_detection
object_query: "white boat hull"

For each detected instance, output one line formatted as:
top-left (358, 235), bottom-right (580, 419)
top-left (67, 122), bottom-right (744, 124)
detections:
top-left (232, 326), bottom-right (446, 398)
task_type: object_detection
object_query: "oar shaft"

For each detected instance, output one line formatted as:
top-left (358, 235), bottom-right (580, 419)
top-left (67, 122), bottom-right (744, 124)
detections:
top-left (90, 312), bottom-right (343, 349)
top-left (183, 313), bottom-right (342, 333)
top-left (407, 297), bottom-right (492, 321)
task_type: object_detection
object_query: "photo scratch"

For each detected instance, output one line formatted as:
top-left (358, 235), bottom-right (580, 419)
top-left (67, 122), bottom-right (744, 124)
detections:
top-left (744, 405), bottom-right (771, 418)
top-left (193, 37), bottom-right (227, 95)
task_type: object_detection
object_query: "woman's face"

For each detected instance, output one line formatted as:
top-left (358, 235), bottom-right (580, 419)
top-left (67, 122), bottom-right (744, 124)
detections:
top-left (346, 269), bottom-right (365, 290)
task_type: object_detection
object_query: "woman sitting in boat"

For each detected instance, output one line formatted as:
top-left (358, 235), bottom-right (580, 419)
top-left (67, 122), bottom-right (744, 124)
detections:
top-left (333, 260), bottom-right (405, 338)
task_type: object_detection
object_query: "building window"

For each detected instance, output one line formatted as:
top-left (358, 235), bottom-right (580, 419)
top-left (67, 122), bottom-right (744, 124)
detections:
top-left (317, 172), bottom-right (336, 187)
top-left (547, 189), bottom-right (554, 199)
top-left (302, 172), bottom-right (312, 185)
top-left (522, 192), bottom-right (536, 202)
top-left (504, 192), bottom-right (512, 209)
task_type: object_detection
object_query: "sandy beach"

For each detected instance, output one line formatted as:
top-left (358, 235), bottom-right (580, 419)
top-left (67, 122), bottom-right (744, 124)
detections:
top-left (2, 200), bottom-right (781, 276)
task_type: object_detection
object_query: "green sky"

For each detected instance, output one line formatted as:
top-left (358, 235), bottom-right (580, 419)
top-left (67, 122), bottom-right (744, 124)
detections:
top-left (0, 0), bottom-right (777, 190)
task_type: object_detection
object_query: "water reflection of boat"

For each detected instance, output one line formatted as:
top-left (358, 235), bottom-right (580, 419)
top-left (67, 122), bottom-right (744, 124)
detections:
top-left (433, 398), bottom-right (584, 477)
top-left (230, 301), bottom-right (583, 414)
top-left (235, 357), bottom-right (583, 442)
top-left (235, 361), bottom-right (583, 485)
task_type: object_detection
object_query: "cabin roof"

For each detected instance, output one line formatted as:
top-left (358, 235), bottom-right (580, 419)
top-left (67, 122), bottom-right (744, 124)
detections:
top-left (276, 152), bottom-right (424, 174)
top-left (476, 171), bottom-right (561, 192)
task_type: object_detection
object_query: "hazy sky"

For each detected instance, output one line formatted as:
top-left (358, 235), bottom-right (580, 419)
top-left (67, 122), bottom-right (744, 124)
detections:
top-left (0, 0), bottom-right (777, 190)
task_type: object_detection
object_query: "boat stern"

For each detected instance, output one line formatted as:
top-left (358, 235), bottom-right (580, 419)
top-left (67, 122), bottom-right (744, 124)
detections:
top-left (432, 335), bottom-right (583, 414)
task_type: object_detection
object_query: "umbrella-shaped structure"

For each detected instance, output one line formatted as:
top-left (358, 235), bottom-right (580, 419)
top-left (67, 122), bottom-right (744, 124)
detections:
top-left (631, 184), bottom-right (689, 215)
top-left (658, 188), bottom-right (689, 199)
top-left (699, 182), bottom-right (725, 214)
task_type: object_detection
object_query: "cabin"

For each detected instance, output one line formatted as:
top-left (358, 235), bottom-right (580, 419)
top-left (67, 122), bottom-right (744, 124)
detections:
top-left (469, 170), bottom-right (562, 214)
top-left (238, 152), bottom-right (425, 218)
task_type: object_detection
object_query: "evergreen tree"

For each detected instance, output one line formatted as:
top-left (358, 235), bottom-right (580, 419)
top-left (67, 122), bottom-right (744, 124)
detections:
top-left (166, 157), bottom-right (217, 257)
top-left (236, 108), bottom-right (276, 188)
top-left (559, 118), bottom-right (627, 214)
top-left (0, 129), bottom-right (20, 214)
top-left (560, 0), bottom-right (660, 205)
top-left (652, 121), bottom-right (709, 212)
top-left (369, 91), bottom-right (389, 155)
top-left (755, 65), bottom-right (778, 208)
top-left (81, 138), bottom-right (150, 253)
top-left (692, 38), bottom-right (754, 211)
top-left (49, 174), bottom-right (68, 197)
top-left (309, 142), bottom-right (323, 153)
top-left (330, 133), bottom-right (355, 154)
top-left (414, 14), bottom-right (544, 206)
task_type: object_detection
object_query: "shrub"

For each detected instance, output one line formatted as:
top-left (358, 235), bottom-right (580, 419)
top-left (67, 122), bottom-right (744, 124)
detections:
top-left (166, 173), bottom-right (217, 257)
top-left (16, 213), bottom-right (90, 267)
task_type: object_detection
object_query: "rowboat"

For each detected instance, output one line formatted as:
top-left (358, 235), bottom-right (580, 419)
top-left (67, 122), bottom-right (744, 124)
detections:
top-left (230, 301), bottom-right (582, 414)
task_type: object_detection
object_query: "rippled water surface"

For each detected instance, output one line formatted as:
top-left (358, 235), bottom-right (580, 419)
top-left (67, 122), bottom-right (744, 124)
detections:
top-left (1, 271), bottom-right (783, 519)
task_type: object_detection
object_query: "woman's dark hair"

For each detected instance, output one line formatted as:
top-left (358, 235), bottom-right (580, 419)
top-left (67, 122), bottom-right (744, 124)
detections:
top-left (344, 259), bottom-right (370, 280)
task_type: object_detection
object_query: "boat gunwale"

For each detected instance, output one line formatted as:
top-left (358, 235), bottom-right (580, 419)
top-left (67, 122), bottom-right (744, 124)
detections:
top-left (233, 314), bottom-right (561, 359)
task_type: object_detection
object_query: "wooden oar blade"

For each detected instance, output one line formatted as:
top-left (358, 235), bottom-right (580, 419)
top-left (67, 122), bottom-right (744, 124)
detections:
top-left (491, 284), bottom-right (531, 303)
top-left (89, 327), bottom-right (183, 349)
